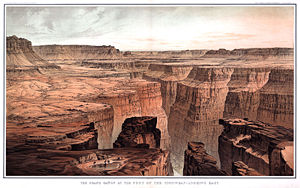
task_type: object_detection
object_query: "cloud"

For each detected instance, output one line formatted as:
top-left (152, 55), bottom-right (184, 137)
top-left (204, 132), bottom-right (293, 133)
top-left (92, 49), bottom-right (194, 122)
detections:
top-left (6, 6), bottom-right (294, 50)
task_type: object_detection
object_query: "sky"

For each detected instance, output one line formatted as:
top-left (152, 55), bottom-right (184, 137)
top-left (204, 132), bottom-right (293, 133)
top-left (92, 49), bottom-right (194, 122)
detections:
top-left (6, 6), bottom-right (294, 51)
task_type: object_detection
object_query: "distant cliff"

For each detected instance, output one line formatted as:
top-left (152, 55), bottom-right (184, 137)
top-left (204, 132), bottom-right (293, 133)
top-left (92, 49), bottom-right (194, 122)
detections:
top-left (33, 44), bottom-right (122, 61)
top-left (6, 35), bottom-right (57, 68)
top-left (204, 48), bottom-right (293, 58)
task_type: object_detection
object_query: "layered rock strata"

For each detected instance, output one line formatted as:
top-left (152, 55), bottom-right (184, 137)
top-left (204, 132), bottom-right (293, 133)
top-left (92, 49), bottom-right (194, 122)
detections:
top-left (168, 67), bottom-right (233, 174)
top-left (114, 117), bottom-right (161, 149)
top-left (204, 48), bottom-right (293, 58)
top-left (257, 69), bottom-right (294, 129)
top-left (224, 68), bottom-right (270, 120)
top-left (219, 118), bottom-right (293, 176)
top-left (33, 44), bottom-right (122, 61)
top-left (7, 148), bottom-right (173, 176)
top-left (183, 142), bottom-right (227, 176)
top-left (6, 35), bottom-right (60, 71)
top-left (92, 79), bottom-right (170, 150)
top-left (143, 64), bottom-right (193, 116)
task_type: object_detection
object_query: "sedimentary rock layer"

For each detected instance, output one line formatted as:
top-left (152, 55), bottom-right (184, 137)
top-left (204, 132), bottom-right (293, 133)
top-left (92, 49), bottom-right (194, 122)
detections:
top-left (6, 35), bottom-right (59, 69)
top-left (143, 64), bottom-right (193, 116)
top-left (168, 67), bottom-right (233, 174)
top-left (114, 117), bottom-right (161, 149)
top-left (33, 44), bottom-right (122, 61)
top-left (257, 69), bottom-right (294, 129)
top-left (92, 79), bottom-right (170, 150)
top-left (224, 68), bottom-right (270, 120)
top-left (204, 48), bottom-right (293, 58)
top-left (183, 142), bottom-right (226, 176)
top-left (219, 118), bottom-right (293, 176)
top-left (7, 148), bottom-right (173, 176)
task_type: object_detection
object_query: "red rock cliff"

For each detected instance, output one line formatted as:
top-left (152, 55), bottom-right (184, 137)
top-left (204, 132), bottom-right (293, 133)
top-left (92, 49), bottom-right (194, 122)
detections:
top-left (168, 67), bottom-right (233, 174)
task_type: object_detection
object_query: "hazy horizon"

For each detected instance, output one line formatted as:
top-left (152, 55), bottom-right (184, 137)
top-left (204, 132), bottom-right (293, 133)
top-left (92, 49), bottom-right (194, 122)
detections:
top-left (6, 6), bottom-right (294, 51)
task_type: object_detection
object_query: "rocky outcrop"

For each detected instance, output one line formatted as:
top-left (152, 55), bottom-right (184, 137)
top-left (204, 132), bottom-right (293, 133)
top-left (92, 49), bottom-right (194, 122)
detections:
top-left (269, 141), bottom-right (294, 176)
top-left (6, 35), bottom-right (59, 69)
top-left (224, 68), bottom-right (270, 120)
top-left (168, 67), bottom-right (233, 174)
top-left (219, 118), bottom-right (293, 176)
top-left (7, 147), bottom-right (173, 176)
top-left (113, 117), bottom-right (161, 149)
top-left (143, 64), bottom-right (193, 116)
top-left (257, 69), bottom-right (294, 129)
top-left (232, 161), bottom-right (262, 176)
top-left (33, 44), bottom-right (122, 61)
top-left (92, 79), bottom-right (170, 150)
top-left (183, 142), bottom-right (227, 176)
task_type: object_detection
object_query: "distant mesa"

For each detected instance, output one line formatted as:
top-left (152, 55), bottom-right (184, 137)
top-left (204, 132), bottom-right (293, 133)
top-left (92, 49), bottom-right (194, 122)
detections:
top-left (33, 44), bottom-right (122, 61)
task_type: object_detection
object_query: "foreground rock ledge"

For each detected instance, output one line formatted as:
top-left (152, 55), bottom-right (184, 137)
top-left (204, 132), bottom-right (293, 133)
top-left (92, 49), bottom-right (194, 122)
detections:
top-left (219, 118), bottom-right (293, 176)
top-left (183, 142), bottom-right (227, 176)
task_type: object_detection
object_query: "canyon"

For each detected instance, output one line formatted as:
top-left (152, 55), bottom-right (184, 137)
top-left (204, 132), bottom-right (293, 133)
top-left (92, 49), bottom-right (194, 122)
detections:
top-left (5, 35), bottom-right (294, 176)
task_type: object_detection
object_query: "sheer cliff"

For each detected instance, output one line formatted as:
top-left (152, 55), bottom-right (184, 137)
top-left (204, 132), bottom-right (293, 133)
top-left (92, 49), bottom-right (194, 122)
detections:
top-left (168, 67), bottom-right (233, 173)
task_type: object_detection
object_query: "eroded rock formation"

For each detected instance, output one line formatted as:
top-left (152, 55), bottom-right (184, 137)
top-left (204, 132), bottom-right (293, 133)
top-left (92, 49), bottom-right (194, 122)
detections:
top-left (219, 118), bottom-right (293, 176)
top-left (92, 80), bottom-right (170, 150)
top-left (183, 142), bottom-right (226, 176)
top-left (143, 64), bottom-right (193, 116)
top-left (6, 35), bottom-right (59, 73)
top-left (33, 44), bottom-right (122, 61)
top-left (114, 117), bottom-right (161, 149)
top-left (224, 68), bottom-right (270, 120)
top-left (232, 161), bottom-right (262, 176)
top-left (168, 67), bottom-right (233, 174)
top-left (7, 148), bottom-right (173, 176)
top-left (257, 69), bottom-right (294, 129)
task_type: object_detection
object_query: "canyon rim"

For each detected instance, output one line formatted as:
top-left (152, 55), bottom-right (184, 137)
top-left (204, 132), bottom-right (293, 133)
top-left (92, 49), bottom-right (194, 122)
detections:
top-left (4, 4), bottom-right (295, 178)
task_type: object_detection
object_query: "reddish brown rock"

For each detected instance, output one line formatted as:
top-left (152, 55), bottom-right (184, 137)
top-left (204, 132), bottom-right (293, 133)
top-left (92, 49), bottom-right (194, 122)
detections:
top-left (113, 117), bottom-right (161, 149)
top-left (6, 35), bottom-right (59, 70)
top-left (92, 80), bottom-right (171, 150)
top-left (224, 68), bottom-right (270, 120)
top-left (183, 142), bottom-right (227, 176)
top-left (269, 141), bottom-right (294, 176)
top-left (143, 64), bottom-right (193, 116)
top-left (219, 118), bottom-right (293, 176)
top-left (168, 67), bottom-right (233, 174)
top-left (7, 148), bottom-right (173, 176)
top-left (257, 68), bottom-right (294, 129)
top-left (232, 161), bottom-right (262, 176)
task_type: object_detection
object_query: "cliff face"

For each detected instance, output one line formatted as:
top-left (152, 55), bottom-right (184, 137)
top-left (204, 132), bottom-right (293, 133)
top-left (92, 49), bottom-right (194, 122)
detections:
top-left (143, 64), bottom-right (193, 116)
top-left (224, 68), bottom-right (270, 120)
top-left (183, 142), bottom-right (226, 176)
top-left (7, 114), bottom-right (173, 176)
top-left (168, 67), bottom-right (233, 174)
top-left (33, 45), bottom-right (122, 61)
top-left (218, 118), bottom-right (293, 176)
top-left (257, 69), bottom-right (294, 129)
top-left (6, 35), bottom-right (59, 69)
top-left (114, 117), bottom-right (161, 149)
top-left (91, 79), bottom-right (170, 150)
top-left (204, 48), bottom-right (293, 59)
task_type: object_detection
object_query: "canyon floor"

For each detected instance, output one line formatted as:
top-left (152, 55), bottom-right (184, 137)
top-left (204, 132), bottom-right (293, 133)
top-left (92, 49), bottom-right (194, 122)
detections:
top-left (6, 36), bottom-right (294, 176)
